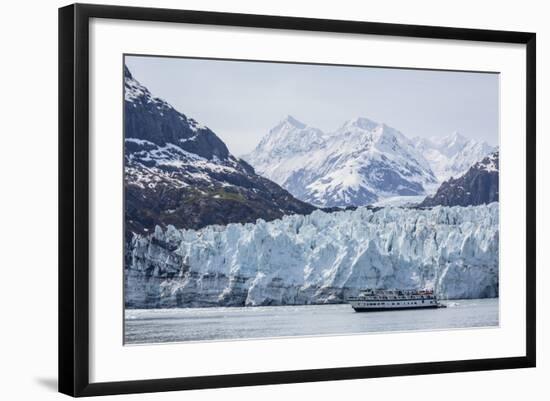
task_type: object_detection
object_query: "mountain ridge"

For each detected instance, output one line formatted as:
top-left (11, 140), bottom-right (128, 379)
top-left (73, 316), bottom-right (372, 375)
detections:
top-left (124, 67), bottom-right (316, 237)
top-left (419, 150), bottom-right (499, 207)
top-left (244, 116), bottom-right (438, 207)
top-left (411, 132), bottom-right (496, 181)
top-left (244, 116), bottom-right (495, 207)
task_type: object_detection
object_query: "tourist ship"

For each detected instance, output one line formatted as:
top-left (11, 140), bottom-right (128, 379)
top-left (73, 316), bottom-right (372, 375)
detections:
top-left (348, 288), bottom-right (445, 312)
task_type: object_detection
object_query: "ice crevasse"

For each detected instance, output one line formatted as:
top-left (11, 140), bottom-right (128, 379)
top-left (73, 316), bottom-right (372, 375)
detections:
top-left (126, 203), bottom-right (499, 308)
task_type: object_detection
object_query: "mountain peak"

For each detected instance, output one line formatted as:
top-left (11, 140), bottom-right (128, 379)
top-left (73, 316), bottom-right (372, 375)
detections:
top-left (280, 115), bottom-right (306, 129)
top-left (450, 130), bottom-right (464, 139)
top-left (428, 131), bottom-right (466, 147)
top-left (341, 117), bottom-right (380, 131)
top-left (442, 131), bottom-right (467, 146)
top-left (448, 131), bottom-right (467, 143)
top-left (413, 131), bottom-right (496, 182)
top-left (124, 64), bottom-right (133, 79)
top-left (246, 116), bottom-right (325, 163)
top-left (246, 116), bottom-right (436, 208)
top-left (124, 65), bottom-right (230, 160)
top-left (477, 149), bottom-right (499, 173)
top-left (420, 150), bottom-right (499, 207)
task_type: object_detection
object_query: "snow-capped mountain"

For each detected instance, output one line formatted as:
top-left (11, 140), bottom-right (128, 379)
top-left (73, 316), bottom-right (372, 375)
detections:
top-left (126, 203), bottom-right (499, 308)
top-left (420, 150), bottom-right (499, 207)
top-left (124, 66), bottom-right (315, 237)
top-left (412, 132), bottom-right (496, 182)
top-left (244, 116), bottom-right (437, 208)
top-left (251, 115), bottom-right (326, 165)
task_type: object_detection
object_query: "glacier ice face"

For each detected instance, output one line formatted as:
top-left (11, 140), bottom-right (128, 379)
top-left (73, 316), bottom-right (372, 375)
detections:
top-left (125, 204), bottom-right (499, 308)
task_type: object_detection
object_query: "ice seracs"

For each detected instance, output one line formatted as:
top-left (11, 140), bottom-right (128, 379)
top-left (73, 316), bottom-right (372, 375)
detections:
top-left (126, 203), bottom-right (499, 308)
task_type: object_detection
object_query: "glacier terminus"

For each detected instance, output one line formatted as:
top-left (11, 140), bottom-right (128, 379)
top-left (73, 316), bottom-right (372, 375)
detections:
top-left (126, 204), bottom-right (498, 308)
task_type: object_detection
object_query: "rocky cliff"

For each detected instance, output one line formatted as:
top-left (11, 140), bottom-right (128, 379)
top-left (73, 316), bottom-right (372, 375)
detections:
top-left (124, 66), bottom-right (315, 238)
top-left (420, 151), bottom-right (499, 207)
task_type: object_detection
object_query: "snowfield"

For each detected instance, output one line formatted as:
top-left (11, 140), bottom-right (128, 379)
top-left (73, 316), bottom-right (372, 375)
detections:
top-left (244, 116), bottom-right (437, 207)
top-left (243, 116), bottom-right (495, 208)
top-left (126, 203), bottom-right (499, 308)
top-left (412, 132), bottom-right (496, 181)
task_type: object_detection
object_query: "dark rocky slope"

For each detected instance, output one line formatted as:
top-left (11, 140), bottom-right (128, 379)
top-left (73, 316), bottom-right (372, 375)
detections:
top-left (419, 151), bottom-right (499, 207)
top-left (124, 65), bottom-right (315, 238)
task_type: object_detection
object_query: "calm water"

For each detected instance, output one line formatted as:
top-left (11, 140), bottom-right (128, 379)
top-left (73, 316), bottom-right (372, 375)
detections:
top-left (124, 298), bottom-right (498, 344)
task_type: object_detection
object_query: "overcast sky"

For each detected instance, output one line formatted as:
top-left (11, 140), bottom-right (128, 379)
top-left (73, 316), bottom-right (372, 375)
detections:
top-left (125, 55), bottom-right (499, 156)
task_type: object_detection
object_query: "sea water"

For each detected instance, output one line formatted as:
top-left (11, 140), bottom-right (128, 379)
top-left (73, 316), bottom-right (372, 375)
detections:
top-left (124, 298), bottom-right (498, 344)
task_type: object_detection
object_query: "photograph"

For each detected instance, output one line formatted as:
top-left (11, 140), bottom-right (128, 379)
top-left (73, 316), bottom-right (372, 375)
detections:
top-left (123, 54), bottom-right (500, 345)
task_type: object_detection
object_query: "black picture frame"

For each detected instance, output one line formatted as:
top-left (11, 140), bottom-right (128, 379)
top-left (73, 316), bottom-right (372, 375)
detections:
top-left (59, 3), bottom-right (536, 397)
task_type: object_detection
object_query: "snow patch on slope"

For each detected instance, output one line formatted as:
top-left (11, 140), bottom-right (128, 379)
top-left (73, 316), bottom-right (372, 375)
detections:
top-left (412, 132), bottom-right (495, 181)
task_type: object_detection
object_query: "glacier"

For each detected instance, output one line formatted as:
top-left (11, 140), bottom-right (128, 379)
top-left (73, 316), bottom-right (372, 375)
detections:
top-left (125, 203), bottom-right (499, 308)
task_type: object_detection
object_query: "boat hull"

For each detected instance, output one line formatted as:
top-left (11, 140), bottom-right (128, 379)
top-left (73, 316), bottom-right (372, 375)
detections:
top-left (352, 305), bottom-right (442, 312)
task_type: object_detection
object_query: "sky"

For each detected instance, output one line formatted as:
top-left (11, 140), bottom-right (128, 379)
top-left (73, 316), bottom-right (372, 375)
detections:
top-left (125, 55), bottom-right (499, 156)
